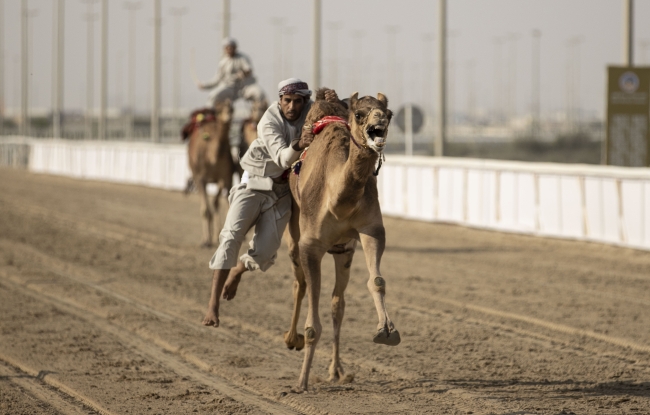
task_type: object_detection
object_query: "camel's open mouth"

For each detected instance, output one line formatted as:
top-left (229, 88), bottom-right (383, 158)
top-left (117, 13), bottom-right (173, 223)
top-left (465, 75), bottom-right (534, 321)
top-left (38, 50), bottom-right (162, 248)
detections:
top-left (365, 124), bottom-right (386, 148)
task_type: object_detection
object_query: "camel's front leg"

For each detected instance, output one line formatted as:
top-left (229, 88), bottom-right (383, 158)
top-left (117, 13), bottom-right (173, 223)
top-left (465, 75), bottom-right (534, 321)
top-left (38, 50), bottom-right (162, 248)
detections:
top-left (283, 220), bottom-right (306, 351)
top-left (328, 239), bottom-right (356, 382)
top-left (359, 227), bottom-right (401, 346)
top-left (297, 239), bottom-right (327, 391)
top-left (196, 178), bottom-right (213, 247)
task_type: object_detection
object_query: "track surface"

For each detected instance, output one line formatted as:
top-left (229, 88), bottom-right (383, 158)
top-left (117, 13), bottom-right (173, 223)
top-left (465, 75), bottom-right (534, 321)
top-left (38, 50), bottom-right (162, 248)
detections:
top-left (1, 167), bottom-right (650, 415)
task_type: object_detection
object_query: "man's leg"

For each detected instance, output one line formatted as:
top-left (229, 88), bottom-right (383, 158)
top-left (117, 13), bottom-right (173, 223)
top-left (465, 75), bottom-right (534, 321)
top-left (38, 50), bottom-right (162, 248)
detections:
top-left (203, 183), bottom-right (262, 327)
top-left (202, 269), bottom-right (230, 327)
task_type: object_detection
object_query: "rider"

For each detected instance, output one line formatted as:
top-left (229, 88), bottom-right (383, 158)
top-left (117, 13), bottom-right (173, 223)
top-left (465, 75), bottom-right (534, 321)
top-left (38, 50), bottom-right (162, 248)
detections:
top-left (202, 78), bottom-right (340, 327)
top-left (197, 37), bottom-right (266, 107)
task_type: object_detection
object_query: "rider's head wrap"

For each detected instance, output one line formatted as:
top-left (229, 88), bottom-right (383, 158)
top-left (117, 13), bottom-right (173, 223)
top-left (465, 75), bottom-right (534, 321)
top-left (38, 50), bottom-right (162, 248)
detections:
top-left (278, 78), bottom-right (312, 98)
top-left (222, 37), bottom-right (237, 48)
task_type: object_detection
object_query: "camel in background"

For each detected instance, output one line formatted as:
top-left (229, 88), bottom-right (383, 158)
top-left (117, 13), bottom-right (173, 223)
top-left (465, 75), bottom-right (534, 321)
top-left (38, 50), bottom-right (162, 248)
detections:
top-left (283, 90), bottom-right (399, 391)
top-left (237, 98), bottom-right (268, 160)
top-left (183, 100), bottom-right (235, 247)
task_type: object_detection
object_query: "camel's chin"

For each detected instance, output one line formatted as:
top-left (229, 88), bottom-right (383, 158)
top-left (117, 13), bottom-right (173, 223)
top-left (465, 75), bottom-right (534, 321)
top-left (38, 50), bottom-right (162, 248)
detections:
top-left (367, 140), bottom-right (386, 153)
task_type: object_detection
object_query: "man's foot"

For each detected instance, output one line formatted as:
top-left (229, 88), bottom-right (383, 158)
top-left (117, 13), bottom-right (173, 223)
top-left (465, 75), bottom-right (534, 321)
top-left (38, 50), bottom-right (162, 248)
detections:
top-left (222, 273), bottom-right (242, 301)
top-left (202, 303), bottom-right (219, 327)
top-left (222, 261), bottom-right (247, 301)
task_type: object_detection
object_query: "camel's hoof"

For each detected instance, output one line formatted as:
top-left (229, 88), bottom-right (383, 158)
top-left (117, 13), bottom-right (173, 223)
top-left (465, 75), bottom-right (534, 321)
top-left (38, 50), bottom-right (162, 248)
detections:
top-left (373, 328), bottom-right (401, 346)
top-left (283, 332), bottom-right (305, 351)
top-left (200, 242), bottom-right (213, 249)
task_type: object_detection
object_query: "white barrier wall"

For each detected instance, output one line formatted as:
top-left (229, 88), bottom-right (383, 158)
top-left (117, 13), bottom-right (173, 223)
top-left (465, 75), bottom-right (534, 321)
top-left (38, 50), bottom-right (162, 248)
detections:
top-left (29, 139), bottom-right (190, 191)
top-left (379, 156), bottom-right (650, 251)
top-left (8, 138), bottom-right (650, 251)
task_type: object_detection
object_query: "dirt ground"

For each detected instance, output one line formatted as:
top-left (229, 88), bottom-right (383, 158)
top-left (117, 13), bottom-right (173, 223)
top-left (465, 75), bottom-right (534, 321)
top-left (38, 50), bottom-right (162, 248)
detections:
top-left (1, 167), bottom-right (650, 415)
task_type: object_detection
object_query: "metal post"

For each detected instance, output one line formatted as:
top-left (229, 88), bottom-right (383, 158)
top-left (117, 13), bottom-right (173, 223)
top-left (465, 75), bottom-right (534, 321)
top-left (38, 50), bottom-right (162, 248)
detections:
top-left (151, 0), bottom-right (161, 142)
top-left (124, 2), bottom-right (140, 140)
top-left (21, 0), bottom-right (28, 136)
top-left (0, 0), bottom-right (4, 136)
top-left (222, 0), bottom-right (230, 40)
top-left (531, 29), bottom-right (541, 139)
top-left (435, 0), bottom-right (446, 157)
top-left (405, 103), bottom-right (413, 156)
top-left (52, 0), bottom-right (64, 138)
top-left (171, 7), bottom-right (187, 126)
top-left (624, 0), bottom-right (633, 66)
top-left (312, 0), bottom-right (321, 89)
top-left (83, 2), bottom-right (97, 140)
top-left (98, 0), bottom-right (107, 140)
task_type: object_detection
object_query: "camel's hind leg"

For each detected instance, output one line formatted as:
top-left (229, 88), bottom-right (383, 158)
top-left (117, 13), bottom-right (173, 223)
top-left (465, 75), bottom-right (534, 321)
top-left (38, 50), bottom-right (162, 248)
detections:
top-left (283, 201), bottom-right (305, 350)
top-left (212, 178), bottom-right (231, 245)
top-left (328, 239), bottom-right (356, 383)
top-left (196, 178), bottom-right (213, 248)
top-left (359, 226), bottom-right (401, 346)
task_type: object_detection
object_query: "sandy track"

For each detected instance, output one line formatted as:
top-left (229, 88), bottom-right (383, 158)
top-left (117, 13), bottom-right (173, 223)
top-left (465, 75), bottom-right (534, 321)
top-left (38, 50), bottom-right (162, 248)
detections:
top-left (1, 167), bottom-right (650, 414)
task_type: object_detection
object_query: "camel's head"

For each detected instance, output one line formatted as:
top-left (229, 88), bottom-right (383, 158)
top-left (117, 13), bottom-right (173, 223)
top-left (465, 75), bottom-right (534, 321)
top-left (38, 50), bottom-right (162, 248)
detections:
top-left (249, 98), bottom-right (268, 123)
top-left (348, 92), bottom-right (392, 153)
top-left (215, 99), bottom-right (233, 124)
top-left (305, 88), bottom-right (349, 125)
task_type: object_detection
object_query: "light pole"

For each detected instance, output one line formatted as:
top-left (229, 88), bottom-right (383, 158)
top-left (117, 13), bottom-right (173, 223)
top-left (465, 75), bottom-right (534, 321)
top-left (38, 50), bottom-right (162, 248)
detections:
top-left (312, 0), bottom-right (321, 89)
top-left (124, 1), bottom-right (140, 140)
top-left (83, 0), bottom-right (98, 140)
top-left (98, 0), bottom-right (108, 140)
top-left (171, 6), bottom-right (188, 126)
top-left (623, 0), bottom-right (633, 66)
top-left (52, 0), bottom-right (64, 138)
top-left (151, 0), bottom-right (161, 142)
top-left (20, 0), bottom-right (28, 136)
top-left (493, 36), bottom-right (505, 124)
top-left (421, 33), bottom-right (434, 117)
top-left (531, 29), bottom-right (541, 139)
top-left (222, 0), bottom-right (230, 40)
top-left (436, 0), bottom-right (446, 157)
top-left (507, 33), bottom-right (520, 123)
top-left (0, 0), bottom-right (4, 136)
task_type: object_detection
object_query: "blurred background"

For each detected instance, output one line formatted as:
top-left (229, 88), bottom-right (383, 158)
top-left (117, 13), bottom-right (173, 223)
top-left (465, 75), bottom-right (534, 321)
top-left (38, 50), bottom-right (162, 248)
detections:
top-left (1, 0), bottom-right (649, 164)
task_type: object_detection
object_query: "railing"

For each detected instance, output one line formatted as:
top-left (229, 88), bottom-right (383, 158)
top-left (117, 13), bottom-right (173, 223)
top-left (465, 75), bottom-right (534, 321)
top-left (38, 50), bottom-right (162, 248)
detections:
top-left (378, 156), bottom-right (650, 251)
top-left (2, 137), bottom-right (649, 251)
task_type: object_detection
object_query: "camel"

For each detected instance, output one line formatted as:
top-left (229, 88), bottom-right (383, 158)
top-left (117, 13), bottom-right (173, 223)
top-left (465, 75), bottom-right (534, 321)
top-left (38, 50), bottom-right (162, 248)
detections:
top-left (184, 99), bottom-right (235, 247)
top-left (283, 89), bottom-right (400, 392)
top-left (238, 98), bottom-right (268, 158)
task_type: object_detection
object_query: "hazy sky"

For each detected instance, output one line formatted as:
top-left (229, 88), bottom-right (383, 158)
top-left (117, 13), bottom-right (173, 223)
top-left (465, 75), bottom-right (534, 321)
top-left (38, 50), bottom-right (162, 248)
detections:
top-left (2, 0), bottom-right (650, 120)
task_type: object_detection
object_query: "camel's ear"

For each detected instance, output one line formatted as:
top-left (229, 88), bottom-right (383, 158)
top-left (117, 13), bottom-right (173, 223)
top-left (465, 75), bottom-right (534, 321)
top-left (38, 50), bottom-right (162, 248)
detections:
top-left (349, 92), bottom-right (359, 108)
top-left (376, 93), bottom-right (388, 107)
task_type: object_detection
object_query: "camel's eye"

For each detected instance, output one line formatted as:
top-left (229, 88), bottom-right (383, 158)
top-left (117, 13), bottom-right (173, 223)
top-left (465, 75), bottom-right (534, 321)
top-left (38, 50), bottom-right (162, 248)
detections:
top-left (354, 111), bottom-right (363, 121)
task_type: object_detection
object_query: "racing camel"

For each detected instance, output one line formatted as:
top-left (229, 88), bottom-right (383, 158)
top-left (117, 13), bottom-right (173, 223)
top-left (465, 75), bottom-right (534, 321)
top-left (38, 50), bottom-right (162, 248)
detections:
top-left (283, 90), bottom-right (400, 391)
top-left (183, 99), bottom-right (235, 247)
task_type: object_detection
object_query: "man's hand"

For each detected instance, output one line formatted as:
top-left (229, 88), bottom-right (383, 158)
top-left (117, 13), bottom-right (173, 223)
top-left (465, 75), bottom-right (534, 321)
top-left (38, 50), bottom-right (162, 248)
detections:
top-left (292, 126), bottom-right (315, 151)
top-left (324, 89), bottom-right (339, 103)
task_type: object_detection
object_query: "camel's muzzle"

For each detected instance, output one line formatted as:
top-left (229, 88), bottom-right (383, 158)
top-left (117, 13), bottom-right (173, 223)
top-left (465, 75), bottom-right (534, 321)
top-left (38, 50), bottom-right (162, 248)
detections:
top-left (365, 123), bottom-right (387, 151)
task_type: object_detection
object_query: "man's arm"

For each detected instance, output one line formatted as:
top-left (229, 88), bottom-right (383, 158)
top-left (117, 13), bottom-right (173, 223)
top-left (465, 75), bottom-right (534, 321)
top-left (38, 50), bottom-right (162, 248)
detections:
top-left (199, 61), bottom-right (225, 89)
top-left (260, 117), bottom-right (301, 170)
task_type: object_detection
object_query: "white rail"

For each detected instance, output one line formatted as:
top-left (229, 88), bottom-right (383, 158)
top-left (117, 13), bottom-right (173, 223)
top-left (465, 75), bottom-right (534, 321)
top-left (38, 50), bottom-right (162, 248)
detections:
top-left (2, 138), bottom-right (648, 251)
top-left (379, 155), bottom-right (650, 251)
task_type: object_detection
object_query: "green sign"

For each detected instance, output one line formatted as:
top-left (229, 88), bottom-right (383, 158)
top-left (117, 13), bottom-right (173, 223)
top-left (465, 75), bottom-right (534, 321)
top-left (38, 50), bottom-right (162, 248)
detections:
top-left (606, 67), bottom-right (650, 167)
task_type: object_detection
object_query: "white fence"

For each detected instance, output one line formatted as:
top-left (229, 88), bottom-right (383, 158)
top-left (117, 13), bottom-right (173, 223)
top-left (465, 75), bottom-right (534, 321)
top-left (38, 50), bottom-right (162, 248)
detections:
top-left (2, 138), bottom-right (649, 251)
top-left (379, 156), bottom-right (650, 251)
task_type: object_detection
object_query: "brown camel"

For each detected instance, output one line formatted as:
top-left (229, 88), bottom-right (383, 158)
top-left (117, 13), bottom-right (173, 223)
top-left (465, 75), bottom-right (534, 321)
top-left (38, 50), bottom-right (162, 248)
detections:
top-left (238, 98), bottom-right (268, 158)
top-left (185, 100), bottom-right (235, 247)
top-left (283, 90), bottom-right (400, 392)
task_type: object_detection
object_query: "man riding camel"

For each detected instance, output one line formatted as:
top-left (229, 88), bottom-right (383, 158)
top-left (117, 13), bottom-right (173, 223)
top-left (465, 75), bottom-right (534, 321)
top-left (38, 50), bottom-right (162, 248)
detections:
top-left (197, 37), bottom-right (266, 107)
top-left (202, 78), bottom-right (341, 327)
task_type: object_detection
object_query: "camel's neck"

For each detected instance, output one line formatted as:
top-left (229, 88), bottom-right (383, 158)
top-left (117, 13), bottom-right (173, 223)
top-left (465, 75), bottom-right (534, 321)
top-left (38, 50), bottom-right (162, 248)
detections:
top-left (328, 132), bottom-right (378, 218)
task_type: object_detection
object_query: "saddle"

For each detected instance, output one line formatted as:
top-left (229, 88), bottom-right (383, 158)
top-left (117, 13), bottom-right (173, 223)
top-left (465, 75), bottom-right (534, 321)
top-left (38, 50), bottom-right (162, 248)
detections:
top-left (181, 108), bottom-right (217, 141)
